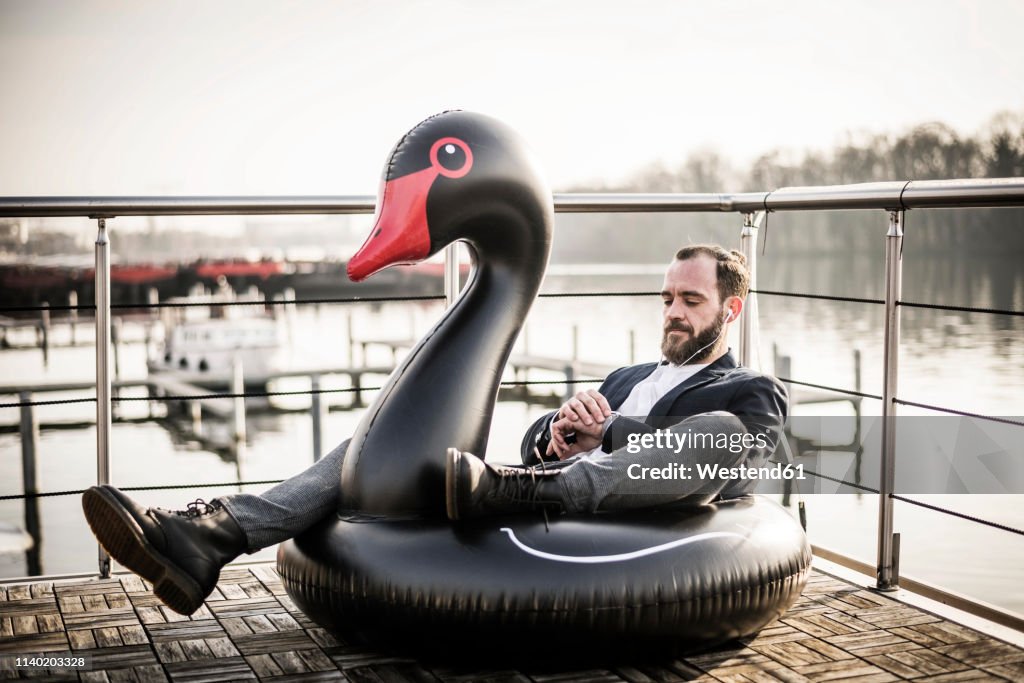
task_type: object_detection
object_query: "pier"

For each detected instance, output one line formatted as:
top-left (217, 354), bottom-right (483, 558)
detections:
top-left (1, 562), bottom-right (1022, 681)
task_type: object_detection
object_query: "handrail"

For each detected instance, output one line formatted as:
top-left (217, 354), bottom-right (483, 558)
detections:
top-left (2, 177), bottom-right (1024, 217)
top-left (2, 176), bottom-right (1023, 608)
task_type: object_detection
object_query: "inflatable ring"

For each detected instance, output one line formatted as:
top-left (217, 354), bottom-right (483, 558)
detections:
top-left (278, 496), bottom-right (810, 653)
top-left (277, 111), bottom-right (811, 654)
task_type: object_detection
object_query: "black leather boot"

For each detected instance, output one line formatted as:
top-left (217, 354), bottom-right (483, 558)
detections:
top-left (82, 485), bottom-right (247, 615)
top-left (445, 448), bottom-right (565, 520)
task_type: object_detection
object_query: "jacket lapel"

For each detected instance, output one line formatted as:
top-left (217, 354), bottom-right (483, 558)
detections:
top-left (608, 363), bottom-right (658, 409)
top-left (646, 352), bottom-right (738, 421)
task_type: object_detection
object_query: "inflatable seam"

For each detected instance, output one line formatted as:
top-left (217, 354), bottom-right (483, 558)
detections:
top-left (278, 564), bottom-right (811, 616)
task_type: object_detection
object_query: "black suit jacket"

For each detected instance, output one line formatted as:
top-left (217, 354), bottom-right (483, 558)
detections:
top-left (519, 352), bottom-right (788, 478)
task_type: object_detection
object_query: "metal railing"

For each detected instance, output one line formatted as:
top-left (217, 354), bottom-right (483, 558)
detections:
top-left (2, 177), bottom-right (1023, 599)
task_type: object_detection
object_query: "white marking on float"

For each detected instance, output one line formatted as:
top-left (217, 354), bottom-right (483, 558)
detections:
top-left (498, 528), bottom-right (745, 564)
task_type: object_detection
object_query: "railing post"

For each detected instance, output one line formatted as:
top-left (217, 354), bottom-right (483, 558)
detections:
top-left (20, 391), bottom-right (41, 576)
top-left (444, 243), bottom-right (460, 308)
top-left (232, 356), bottom-right (246, 458)
top-left (311, 374), bottom-right (326, 462)
top-left (94, 218), bottom-right (112, 578)
top-left (877, 209), bottom-right (903, 591)
top-left (739, 212), bottom-right (762, 368)
top-left (69, 290), bottom-right (79, 345)
top-left (40, 302), bottom-right (50, 368)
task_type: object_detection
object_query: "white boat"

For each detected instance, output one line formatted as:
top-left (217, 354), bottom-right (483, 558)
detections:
top-left (147, 285), bottom-right (289, 387)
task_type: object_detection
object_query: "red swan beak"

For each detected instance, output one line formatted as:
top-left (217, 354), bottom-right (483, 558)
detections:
top-left (347, 167), bottom-right (437, 282)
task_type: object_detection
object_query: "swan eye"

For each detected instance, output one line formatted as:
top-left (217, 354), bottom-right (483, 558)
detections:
top-left (430, 137), bottom-right (473, 178)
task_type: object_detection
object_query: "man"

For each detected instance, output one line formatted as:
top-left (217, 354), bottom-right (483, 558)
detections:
top-left (83, 244), bottom-right (787, 615)
top-left (446, 244), bottom-right (786, 517)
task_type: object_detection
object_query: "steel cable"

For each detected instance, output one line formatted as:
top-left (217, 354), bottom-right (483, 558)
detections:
top-left (891, 494), bottom-right (1024, 537)
top-left (775, 377), bottom-right (881, 401)
top-left (893, 399), bottom-right (1024, 427)
top-left (0, 377), bottom-right (605, 409)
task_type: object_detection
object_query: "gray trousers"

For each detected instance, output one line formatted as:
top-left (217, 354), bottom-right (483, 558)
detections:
top-left (219, 412), bottom-right (751, 553)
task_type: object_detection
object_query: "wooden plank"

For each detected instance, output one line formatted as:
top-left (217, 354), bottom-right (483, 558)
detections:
top-left (849, 606), bottom-right (940, 629)
top-left (145, 619), bottom-right (224, 642)
top-left (62, 609), bottom-right (138, 631)
top-left (82, 643), bottom-right (160, 670)
top-left (153, 640), bottom-right (188, 664)
top-left (823, 630), bottom-right (913, 651)
top-left (7, 584), bottom-right (32, 601)
top-left (295, 648), bottom-right (339, 673)
top-left (981, 660), bottom-right (1024, 680)
top-left (206, 636), bottom-right (241, 658)
top-left (68, 628), bottom-right (98, 650)
top-left (243, 614), bottom-right (277, 634)
top-left (231, 630), bottom-right (317, 656)
top-left (249, 565), bottom-right (287, 596)
top-left (266, 612), bottom-right (301, 632)
top-left (246, 653), bottom-right (284, 677)
top-left (220, 617), bottom-right (254, 637)
top-left (934, 638), bottom-right (1024, 667)
top-left (756, 640), bottom-right (846, 667)
top-left (134, 606), bottom-right (165, 625)
top-left (54, 579), bottom-right (123, 597)
top-left (905, 672), bottom-right (994, 682)
top-left (59, 595), bottom-right (85, 613)
top-left (904, 621), bottom-right (983, 645)
top-left (119, 575), bottom-right (148, 594)
top-left (132, 664), bottom-right (167, 682)
top-left (0, 630), bottom-right (69, 653)
top-left (94, 626), bottom-right (125, 648)
top-left (12, 615), bottom-right (40, 635)
top-left (880, 647), bottom-right (966, 679)
top-left (178, 637), bottom-right (214, 661)
top-left (37, 613), bottom-right (64, 633)
top-left (1, 596), bottom-right (59, 616)
top-left (271, 650), bottom-right (309, 674)
top-left (239, 579), bottom-right (272, 599)
top-left (120, 625), bottom-right (148, 646)
top-left (217, 582), bottom-right (250, 601)
top-left (207, 596), bottom-right (283, 619)
top-left (163, 656), bottom-right (256, 681)
top-left (790, 659), bottom-right (897, 681)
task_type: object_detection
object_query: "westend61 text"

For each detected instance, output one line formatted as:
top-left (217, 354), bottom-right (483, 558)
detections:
top-left (626, 462), bottom-right (806, 481)
top-left (625, 427), bottom-right (770, 455)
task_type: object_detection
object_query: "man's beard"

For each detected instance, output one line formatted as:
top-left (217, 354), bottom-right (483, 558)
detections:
top-left (661, 316), bottom-right (724, 365)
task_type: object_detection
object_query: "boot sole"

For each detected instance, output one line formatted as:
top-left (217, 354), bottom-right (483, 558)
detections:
top-left (445, 448), bottom-right (462, 521)
top-left (82, 486), bottom-right (205, 615)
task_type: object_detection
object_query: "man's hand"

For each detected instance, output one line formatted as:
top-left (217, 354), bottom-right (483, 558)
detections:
top-left (545, 390), bottom-right (612, 460)
top-left (549, 416), bottom-right (602, 459)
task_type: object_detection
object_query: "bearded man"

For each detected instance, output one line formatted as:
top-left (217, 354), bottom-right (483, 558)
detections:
top-left (446, 243), bottom-right (788, 516)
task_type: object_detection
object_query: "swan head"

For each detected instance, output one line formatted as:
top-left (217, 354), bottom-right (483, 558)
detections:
top-left (348, 110), bottom-right (551, 282)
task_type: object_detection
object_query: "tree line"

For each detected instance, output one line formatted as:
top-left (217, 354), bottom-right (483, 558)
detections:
top-left (555, 112), bottom-right (1024, 260)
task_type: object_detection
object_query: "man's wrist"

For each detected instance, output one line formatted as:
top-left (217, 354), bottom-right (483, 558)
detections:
top-left (601, 411), bottom-right (621, 436)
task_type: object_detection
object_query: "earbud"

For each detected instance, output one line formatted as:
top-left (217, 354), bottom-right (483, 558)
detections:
top-left (723, 310), bottom-right (737, 323)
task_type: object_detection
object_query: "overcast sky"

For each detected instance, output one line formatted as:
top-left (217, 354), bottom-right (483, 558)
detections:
top-left (2, 0), bottom-right (1023, 197)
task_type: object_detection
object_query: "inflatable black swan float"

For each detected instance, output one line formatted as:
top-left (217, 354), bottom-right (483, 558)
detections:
top-left (277, 111), bottom-right (811, 655)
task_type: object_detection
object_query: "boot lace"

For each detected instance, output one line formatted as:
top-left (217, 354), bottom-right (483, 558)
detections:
top-left (173, 498), bottom-right (222, 519)
top-left (498, 451), bottom-right (554, 531)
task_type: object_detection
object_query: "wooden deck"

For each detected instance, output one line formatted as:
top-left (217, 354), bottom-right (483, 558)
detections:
top-left (1, 565), bottom-right (1022, 682)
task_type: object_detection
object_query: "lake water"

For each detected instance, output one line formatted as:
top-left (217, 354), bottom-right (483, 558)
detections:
top-left (1, 254), bottom-right (1022, 615)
